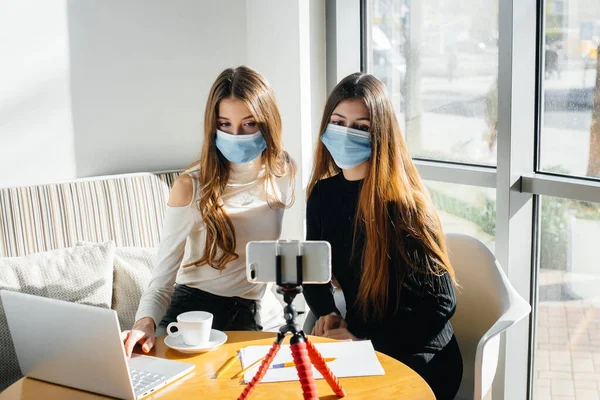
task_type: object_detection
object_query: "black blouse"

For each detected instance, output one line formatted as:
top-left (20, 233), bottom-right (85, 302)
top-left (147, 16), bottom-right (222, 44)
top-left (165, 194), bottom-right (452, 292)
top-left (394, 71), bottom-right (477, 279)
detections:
top-left (302, 173), bottom-right (462, 400)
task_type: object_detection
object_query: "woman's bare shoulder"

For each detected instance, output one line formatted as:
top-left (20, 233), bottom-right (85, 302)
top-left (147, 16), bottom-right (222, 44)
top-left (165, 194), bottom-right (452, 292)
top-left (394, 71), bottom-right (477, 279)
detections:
top-left (168, 174), bottom-right (194, 207)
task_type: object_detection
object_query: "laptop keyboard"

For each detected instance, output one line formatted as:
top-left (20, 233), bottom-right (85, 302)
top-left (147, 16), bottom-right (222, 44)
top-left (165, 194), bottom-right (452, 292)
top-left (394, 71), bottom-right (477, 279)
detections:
top-left (130, 368), bottom-right (167, 394)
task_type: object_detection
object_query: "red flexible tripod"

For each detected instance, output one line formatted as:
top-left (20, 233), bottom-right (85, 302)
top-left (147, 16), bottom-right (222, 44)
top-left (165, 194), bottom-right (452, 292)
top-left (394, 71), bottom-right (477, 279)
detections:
top-left (238, 251), bottom-right (346, 400)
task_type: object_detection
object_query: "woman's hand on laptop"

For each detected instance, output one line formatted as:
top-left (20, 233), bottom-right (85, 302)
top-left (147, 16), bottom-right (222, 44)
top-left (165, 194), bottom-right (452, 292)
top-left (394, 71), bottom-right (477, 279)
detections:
top-left (121, 317), bottom-right (156, 358)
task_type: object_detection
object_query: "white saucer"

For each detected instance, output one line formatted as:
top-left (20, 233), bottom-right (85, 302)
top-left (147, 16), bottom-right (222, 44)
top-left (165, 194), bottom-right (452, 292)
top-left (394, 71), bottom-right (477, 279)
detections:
top-left (164, 329), bottom-right (228, 354)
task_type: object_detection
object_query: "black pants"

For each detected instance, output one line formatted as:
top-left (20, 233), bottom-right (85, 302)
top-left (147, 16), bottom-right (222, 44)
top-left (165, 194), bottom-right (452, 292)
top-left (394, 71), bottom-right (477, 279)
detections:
top-left (159, 284), bottom-right (261, 331)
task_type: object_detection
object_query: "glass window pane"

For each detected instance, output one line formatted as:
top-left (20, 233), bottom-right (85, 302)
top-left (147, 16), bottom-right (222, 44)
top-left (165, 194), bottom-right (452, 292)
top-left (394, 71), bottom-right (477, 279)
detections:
top-left (425, 181), bottom-right (496, 252)
top-left (368, 0), bottom-right (499, 165)
top-left (539, 2), bottom-right (600, 179)
top-left (534, 196), bottom-right (600, 400)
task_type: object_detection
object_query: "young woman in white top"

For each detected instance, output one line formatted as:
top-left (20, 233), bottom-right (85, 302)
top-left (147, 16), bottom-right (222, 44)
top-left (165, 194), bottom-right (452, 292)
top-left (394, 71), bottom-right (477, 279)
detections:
top-left (122, 66), bottom-right (295, 357)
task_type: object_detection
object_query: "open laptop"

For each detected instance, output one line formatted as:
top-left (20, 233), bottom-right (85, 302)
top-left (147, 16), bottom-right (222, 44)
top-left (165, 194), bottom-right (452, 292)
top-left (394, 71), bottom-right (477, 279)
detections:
top-left (1, 290), bottom-right (195, 399)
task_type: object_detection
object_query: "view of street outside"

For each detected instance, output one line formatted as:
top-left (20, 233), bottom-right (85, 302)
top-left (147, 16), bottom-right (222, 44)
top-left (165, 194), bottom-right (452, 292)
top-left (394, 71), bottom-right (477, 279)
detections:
top-left (369, 1), bottom-right (600, 398)
top-left (370, 0), bottom-right (499, 165)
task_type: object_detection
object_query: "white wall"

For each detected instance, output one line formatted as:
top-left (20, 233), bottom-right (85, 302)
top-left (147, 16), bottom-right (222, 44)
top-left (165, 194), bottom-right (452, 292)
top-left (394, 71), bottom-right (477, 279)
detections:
top-left (246, 0), bottom-right (326, 240)
top-left (68, 0), bottom-right (248, 178)
top-left (244, 1), bottom-right (326, 316)
top-left (0, 0), bottom-right (327, 317)
top-left (0, 0), bottom-right (328, 243)
top-left (0, 0), bottom-right (247, 187)
top-left (0, 0), bottom-right (75, 187)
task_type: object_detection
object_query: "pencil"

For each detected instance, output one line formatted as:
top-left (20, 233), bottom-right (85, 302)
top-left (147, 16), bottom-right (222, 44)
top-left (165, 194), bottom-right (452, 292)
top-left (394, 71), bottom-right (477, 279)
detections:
top-left (271, 357), bottom-right (336, 369)
top-left (215, 353), bottom-right (239, 379)
top-left (232, 355), bottom-right (266, 379)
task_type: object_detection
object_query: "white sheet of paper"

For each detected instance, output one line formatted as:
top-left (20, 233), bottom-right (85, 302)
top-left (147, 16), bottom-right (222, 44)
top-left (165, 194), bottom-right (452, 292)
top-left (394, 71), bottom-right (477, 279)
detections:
top-left (239, 340), bottom-right (385, 383)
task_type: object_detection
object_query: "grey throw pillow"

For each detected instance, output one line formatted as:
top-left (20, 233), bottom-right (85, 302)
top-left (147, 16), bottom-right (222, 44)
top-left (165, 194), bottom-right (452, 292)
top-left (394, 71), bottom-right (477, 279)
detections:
top-left (111, 247), bottom-right (155, 331)
top-left (0, 242), bottom-right (115, 390)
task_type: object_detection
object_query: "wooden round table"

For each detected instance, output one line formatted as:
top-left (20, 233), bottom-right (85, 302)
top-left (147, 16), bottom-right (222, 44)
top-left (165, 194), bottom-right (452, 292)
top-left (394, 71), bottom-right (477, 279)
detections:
top-left (1, 331), bottom-right (435, 399)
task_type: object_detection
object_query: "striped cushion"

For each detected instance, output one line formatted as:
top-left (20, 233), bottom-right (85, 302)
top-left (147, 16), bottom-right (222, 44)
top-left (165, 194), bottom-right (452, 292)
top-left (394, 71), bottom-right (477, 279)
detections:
top-left (0, 172), bottom-right (180, 257)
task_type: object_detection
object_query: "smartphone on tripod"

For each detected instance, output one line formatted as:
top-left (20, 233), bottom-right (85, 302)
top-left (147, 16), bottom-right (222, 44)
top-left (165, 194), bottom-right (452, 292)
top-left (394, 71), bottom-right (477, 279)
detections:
top-left (246, 240), bottom-right (331, 285)
top-left (241, 240), bottom-right (346, 399)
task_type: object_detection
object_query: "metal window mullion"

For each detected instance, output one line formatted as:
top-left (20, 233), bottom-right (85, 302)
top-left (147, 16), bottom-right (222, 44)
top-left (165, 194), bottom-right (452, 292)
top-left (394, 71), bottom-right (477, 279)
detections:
top-left (522, 173), bottom-right (600, 203)
top-left (413, 159), bottom-right (497, 188)
top-left (359, 0), bottom-right (371, 73)
top-left (495, 0), bottom-right (538, 399)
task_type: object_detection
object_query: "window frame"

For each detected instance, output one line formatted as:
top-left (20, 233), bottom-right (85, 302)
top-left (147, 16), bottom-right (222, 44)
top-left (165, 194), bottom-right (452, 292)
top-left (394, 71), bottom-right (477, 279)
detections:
top-left (329, 0), bottom-right (600, 398)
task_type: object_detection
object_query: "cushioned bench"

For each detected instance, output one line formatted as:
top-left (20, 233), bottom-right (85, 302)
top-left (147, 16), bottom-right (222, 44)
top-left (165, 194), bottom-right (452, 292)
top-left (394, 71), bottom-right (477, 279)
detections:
top-left (0, 171), bottom-right (284, 390)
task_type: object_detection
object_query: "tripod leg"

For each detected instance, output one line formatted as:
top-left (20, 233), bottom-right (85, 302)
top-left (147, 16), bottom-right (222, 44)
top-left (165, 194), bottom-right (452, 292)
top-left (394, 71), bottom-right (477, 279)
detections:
top-left (305, 338), bottom-right (346, 397)
top-left (238, 336), bottom-right (283, 400)
top-left (290, 340), bottom-right (318, 400)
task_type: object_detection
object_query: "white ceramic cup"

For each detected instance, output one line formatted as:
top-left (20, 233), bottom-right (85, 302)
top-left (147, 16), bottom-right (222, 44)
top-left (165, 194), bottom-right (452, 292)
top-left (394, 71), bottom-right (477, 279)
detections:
top-left (166, 311), bottom-right (213, 346)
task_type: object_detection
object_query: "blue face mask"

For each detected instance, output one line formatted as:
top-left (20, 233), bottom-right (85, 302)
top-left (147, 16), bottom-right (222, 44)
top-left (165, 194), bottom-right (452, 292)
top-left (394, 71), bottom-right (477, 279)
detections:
top-left (321, 124), bottom-right (372, 169)
top-left (215, 129), bottom-right (267, 164)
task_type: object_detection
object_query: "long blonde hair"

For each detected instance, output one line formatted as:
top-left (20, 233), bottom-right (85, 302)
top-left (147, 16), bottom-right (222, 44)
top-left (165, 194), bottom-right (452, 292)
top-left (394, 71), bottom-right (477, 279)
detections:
top-left (189, 66), bottom-right (295, 270)
top-left (307, 73), bottom-right (455, 320)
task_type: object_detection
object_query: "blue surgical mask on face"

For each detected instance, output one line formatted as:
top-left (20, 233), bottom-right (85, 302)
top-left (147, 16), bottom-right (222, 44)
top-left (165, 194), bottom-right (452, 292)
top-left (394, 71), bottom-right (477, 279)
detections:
top-left (215, 129), bottom-right (267, 164)
top-left (321, 124), bottom-right (372, 169)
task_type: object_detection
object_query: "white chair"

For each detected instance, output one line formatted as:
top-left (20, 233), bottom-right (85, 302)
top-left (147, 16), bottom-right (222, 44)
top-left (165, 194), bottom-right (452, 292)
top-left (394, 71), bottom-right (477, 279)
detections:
top-left (446, 233), bottom-right (531, 400)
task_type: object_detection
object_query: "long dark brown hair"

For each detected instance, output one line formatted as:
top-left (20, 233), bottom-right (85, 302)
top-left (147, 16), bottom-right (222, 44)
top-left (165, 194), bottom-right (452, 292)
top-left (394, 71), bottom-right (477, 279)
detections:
top-left (307, 72), bottom-right (455, 320)
top-left (187, 66), bottom-right (295, 270)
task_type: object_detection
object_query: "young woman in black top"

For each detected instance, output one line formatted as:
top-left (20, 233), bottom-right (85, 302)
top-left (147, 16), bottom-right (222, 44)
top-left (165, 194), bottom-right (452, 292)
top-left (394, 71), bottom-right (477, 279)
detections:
top-left (303, 73), bottom-right (463, 400)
